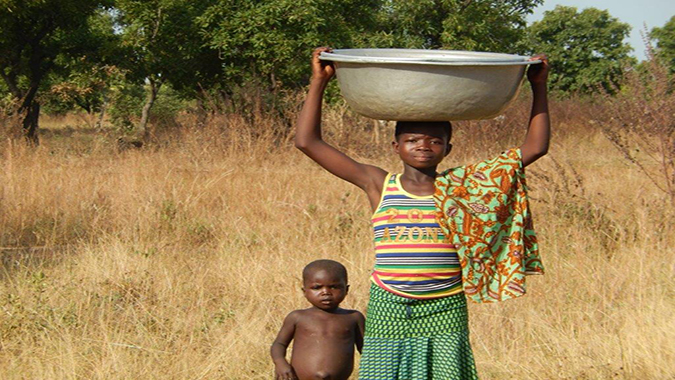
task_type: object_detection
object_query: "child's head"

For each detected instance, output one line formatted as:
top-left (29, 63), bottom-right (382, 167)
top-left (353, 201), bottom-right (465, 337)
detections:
top-left (393, 121), bottom-right (453, 167)
top-left (302, 259), bottom-right (349, 311)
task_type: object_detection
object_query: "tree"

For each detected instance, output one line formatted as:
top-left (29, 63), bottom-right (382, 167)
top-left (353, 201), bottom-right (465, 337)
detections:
top-left (113, 0), bottom-right (221, 138)
top-left (524, 6), bottom-right (634, 94)
top-left (650, 16), bottom-right (675, 74)
top-left (200, 0), bottom-right (541, 92)
top-left (0, 0), bottom-right (111, 143)
top-left (46, 63), bottom-right (125, 128)
top-left (369, 0), bottom-right (542, 52)
top-left (200, 0), bottom-right (380, 90)
top-left (44, 10), bottom-right (123, 128)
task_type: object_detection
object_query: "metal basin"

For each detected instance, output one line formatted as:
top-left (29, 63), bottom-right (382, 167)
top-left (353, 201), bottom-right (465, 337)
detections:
top-left (320, 49), bottom-right (538, 121)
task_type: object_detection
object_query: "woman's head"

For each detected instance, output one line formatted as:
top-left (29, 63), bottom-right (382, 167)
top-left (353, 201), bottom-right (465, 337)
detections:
top-left (393, 121), bottom-right (453, 169)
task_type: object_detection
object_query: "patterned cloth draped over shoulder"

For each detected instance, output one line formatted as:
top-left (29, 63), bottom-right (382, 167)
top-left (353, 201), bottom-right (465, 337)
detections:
top-left (433, 148), bottom-right (544, 303)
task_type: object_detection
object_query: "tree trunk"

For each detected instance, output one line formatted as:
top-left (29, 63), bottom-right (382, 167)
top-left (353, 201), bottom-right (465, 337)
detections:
top-left (16, 83), bottom-right (41, 145)
top-left (96, 90), bottom-right (109, 129)
top-left (195, 92), bottom-right (208, 128)
top-left (20, 101), bottom-right (40, 145)
top-left (1, 71), bottom-right (41, 144)
top-left (137, 78), bottom-right (162, 140)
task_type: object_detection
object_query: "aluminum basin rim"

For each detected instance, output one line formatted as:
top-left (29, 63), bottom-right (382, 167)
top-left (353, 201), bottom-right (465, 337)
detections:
top-left (320, 50), bottom-right (540, 66)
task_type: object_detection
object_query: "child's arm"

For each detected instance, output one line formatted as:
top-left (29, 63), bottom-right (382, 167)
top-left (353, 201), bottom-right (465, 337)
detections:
top-left (354, 311), bottom-right (365, 354)
top-left (270, 312), bottom-right (299, 380)
top-left (520, 55), bottom-right (550, 168)
top-left (295, 47), bottom-right (387, 209)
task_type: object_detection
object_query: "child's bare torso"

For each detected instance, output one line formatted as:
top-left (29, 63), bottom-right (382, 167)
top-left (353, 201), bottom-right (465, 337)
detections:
top-left (290, 308), bottom-right (361, 380)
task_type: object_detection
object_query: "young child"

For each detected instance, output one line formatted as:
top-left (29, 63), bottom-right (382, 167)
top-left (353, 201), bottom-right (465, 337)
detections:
top-left (295, 47), bottom-right (550, 379)
top-left (271, 259), bottom-right (365, 380)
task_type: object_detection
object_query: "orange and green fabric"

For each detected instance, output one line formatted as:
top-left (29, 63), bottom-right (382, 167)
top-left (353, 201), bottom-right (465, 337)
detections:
top-left (433, 148), bottom-right (544, 303)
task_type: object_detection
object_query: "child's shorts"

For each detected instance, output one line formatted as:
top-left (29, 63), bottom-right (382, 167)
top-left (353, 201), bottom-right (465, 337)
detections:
top-left (358, 283), bottom-right (478, 380)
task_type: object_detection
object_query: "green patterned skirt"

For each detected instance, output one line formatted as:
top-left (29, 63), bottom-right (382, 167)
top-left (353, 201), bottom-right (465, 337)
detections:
top-left (358, 284), bottom-right (478, 380)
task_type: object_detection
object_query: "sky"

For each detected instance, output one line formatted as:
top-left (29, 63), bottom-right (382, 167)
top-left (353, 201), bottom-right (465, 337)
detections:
top-left (526, 0), bottom-right (675, 61)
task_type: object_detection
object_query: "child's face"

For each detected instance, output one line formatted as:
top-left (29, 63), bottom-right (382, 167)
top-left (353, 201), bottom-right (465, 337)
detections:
top-left (302, 269), bottom-right (348, 311)
top-left (393, 124), bottom-right (452, 169)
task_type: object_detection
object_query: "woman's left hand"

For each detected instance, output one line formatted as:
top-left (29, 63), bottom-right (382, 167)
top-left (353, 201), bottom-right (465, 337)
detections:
top-left (527, 54), bottom-right (549, 86)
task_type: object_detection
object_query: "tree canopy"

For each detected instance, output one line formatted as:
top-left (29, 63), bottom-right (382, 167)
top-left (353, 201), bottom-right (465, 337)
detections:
top-left (0, 0), bottom-right (653, 141)
top-left (0, 0), bottom-right (112, 142)
top-left (651, 16), bottom-right (675, 73)
top-left (524, 6), bottom-right (634, 94)
top-left (110, 0), bottom-right (221, 135)
top-left (199, 0), bottom-right (380, 89)
top-left (370, 0), bottom-right (542, 53)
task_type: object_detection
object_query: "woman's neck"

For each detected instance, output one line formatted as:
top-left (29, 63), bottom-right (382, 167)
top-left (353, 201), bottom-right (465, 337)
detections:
top-left (401, 164), bottom-right (438, 183)
top-left (399, 165), bottom-right (438, 196)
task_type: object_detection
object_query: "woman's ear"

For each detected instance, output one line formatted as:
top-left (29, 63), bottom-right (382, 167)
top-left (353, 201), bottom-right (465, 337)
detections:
top-left (445, 143), bottom-right (453, 157)
top-left (392, 140), bottom-right (400, 154)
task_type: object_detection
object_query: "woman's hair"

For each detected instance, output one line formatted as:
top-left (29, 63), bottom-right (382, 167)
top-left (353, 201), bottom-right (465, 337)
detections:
top-left (394, 121), bottom-right (452, 141)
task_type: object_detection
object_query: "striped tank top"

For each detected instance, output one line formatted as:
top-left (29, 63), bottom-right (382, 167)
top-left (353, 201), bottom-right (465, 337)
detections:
top-left (371, 174), bottom-right (462, 299)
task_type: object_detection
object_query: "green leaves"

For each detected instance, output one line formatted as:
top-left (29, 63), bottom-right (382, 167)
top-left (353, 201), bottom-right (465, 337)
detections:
top-left (370, 0), bottom-right (542, 52)
top-left (114, 0), bottom-right (221, 91)
top-left (200, 0), bottom-right (379, 89)
top-left (200, 0), bottom-right (541, 90)
top-left (524, 6), bottom-right (634, 94)
top-left (1, 0), bottom-right (655, 139)
top-left (0, 0), bottom-right (112, 140)
top-left (650, 16), bottom-right (675, 73)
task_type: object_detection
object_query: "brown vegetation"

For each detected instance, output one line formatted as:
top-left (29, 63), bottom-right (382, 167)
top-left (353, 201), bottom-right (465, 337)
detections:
top-left (0, 81), bottom-right (673, 379)
top-left (598, 57), bottom-right (675, 205)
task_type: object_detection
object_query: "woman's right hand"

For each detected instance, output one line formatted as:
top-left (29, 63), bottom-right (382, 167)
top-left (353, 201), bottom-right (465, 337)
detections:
top-left (311, 47), bottom-right (335, 83)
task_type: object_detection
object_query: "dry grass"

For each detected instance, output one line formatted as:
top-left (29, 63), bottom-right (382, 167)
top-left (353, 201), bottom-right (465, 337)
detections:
top-left (0, 92), bottom-right (674, 379)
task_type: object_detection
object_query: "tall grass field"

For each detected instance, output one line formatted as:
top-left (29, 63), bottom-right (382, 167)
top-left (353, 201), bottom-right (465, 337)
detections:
top-left (0, 88), bottom-right (673, 379)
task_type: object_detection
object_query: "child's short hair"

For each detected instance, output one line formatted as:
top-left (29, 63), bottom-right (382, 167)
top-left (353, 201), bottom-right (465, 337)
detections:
top-left (302, 259), bottom-right (348, 283)
top-left (394, 121), bottom-right (453, 141)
